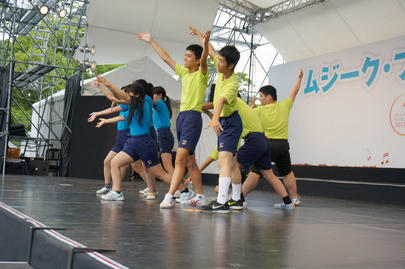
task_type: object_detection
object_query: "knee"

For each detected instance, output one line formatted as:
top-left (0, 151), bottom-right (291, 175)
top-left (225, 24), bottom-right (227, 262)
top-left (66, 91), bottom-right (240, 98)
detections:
top-left (175, 154), bottom-right (188, 166)
top-left (110, 158), bottom-right (121, 170)
top-left (104, 157), bottom-right (111, 167)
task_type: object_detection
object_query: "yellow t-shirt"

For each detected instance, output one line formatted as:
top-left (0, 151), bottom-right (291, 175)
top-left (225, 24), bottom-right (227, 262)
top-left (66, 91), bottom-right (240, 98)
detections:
top-left (175, 64), bottom-right (209, 112)
top-left (213, 55), bottom-right (239, 117)
top-left (254, 97), bottom-right (293, 139)
top-left (235, 98), bottom-right (263, 138)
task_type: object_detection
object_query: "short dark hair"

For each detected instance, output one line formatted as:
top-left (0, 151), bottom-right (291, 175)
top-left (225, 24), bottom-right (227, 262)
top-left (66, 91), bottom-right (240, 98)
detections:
top-left (186, 44), bottom-right (203, 59)
top-left (219, 45), bottom-right (240, 70)
top-left (259, 85), bottom-right (277, 101)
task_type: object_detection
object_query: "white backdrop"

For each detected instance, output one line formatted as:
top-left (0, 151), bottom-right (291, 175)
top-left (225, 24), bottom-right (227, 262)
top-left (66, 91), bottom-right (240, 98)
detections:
top-left (268, 35), bottom-right (405, 168)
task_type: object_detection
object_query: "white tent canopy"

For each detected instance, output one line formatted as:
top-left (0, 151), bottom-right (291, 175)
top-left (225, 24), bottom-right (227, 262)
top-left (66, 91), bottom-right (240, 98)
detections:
top-left (256, 0), bottom-right (405, 62)
top-left (78, 0), bottom-right (218, 75)
top-left (82, 56), bottom-right (181, 100)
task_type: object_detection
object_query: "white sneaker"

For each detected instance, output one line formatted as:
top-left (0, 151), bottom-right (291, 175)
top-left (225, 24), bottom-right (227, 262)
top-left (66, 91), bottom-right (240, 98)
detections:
top-left (292, 195), bottom-right (301, 206)
top-left (101, 190), bottom-right (124, 201)
top-left (173, 189), bottom-right (181, 198)
top-left (160, 194), bottom-right (175, 209)
top-left (175, 189), bottom-right (195, 203)
top-left (184, 196), bottom-right (206, 207)
top-left (274, 202), bottom-right (295, 210)
top-left (140, 187), bottom-right (158, 196)
top-left (96, 186), bottom-right (111, 195)
top-left (145, 192), bottom-right (156, 200)
top-left (139, 187), bottom-right (149, 195)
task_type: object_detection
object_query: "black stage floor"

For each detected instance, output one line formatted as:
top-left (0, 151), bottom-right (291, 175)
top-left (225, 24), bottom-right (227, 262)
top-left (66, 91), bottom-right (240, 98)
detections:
top-left (1, 175), bottom-right (405, 269)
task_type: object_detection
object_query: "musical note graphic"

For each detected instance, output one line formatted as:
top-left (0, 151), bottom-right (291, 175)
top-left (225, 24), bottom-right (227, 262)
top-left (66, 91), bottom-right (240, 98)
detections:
top-left (380, 152), bottom-right (389, 165)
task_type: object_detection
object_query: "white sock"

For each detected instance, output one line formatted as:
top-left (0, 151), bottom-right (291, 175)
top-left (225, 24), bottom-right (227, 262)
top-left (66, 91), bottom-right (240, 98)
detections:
top-left (165, 193), bottom-right (173, 200)
top-left (232, 184), bottom-right (241, 201)
top-left (217, 177), bottom-right (231, 204)
top-left (196, 194), bottom-right (205, 200)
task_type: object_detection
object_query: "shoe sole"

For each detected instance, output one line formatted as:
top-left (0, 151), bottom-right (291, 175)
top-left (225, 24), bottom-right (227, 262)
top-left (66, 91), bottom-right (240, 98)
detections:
top-left (201, 209), bottom-right (230, 214)
top-left (101, 198), bottom-right (125, 201)
top-left (229, 206), bottom-right (243, 210)
top-left (274, 206), bottom-right (294, 210)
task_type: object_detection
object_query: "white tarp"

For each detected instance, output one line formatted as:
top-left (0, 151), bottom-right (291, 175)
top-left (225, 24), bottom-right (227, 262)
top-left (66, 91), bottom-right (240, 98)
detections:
top-left (267, 35), bottom-right (405, 169)
top-left (256, 0), bottom-right (405, 62)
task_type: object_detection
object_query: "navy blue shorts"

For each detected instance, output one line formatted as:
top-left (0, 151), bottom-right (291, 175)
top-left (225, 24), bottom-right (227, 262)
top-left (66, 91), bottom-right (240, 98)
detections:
top-left (218, 111), bottom-right (242, 154)
top-left (176, 111), bottom-right (202, 154)
top-left (123, 134), bottom-right (160, 167)
top-left (111, 130), bottom-right (130, 153)
top-left (157, 127), bottom-right (174, 154)
top-left (237, 132), bottom-right (271, 170)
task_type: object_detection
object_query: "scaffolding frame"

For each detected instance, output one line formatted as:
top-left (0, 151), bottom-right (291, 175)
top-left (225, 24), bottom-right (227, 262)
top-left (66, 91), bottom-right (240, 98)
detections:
top-left (1, 0), bottom-right (89, 177)
top-left (211, 0), bottom-right (325, 102)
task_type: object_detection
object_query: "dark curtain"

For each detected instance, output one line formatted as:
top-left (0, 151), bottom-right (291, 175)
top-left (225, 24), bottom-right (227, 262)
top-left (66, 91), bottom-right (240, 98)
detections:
top-left (0, 65), bottom-right (12, 170)
top-left (60, 72), bottom-right (81, 176)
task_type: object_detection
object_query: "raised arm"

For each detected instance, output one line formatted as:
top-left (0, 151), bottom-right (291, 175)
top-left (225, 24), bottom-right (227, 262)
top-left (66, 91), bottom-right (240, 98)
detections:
top-left (95, 76), bottom-right (130, 104)
top-left (250, 96), bottom-right (256, 109)
top-left (136, 31), bottom-right (176, 71)
top-left (189, 25), bottom-right (216, 59)
top-left (289, 68), bottom-right (303, 102)
top-left (200, 30), bottom-right (210, 75)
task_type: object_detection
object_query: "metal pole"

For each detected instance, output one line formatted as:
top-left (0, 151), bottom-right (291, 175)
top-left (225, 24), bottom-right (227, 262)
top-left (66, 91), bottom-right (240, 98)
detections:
top-left (2, 1), bottom-right (17, 183)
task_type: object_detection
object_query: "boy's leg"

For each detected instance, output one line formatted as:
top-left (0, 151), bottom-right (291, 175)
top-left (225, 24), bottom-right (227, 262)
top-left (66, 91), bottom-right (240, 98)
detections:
top-left (217, 151), bottom-right (234, 204)
top-left (230, 155), bottom-right (242, 201)
top-left (260, 169), bottom-right (288, 198)
top-left (261, 169), bottom-right (294, 209)
top-left (242, 171), bottom-right (261, 197)
top-left (283, 171), bottom-right (298, 200)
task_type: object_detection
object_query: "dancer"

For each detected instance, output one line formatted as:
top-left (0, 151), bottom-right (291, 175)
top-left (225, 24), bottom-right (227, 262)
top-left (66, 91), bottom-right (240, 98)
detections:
top-left (137, 29), bottom-right (209, 208)
top-left (95, 80), bottom-right (172, 201)
top-left (88, 83), bottom-right (131, 196)
top-left (190, 26), bottom-right (243, 213)
top-left (247, 69), bottom-right (303, 206)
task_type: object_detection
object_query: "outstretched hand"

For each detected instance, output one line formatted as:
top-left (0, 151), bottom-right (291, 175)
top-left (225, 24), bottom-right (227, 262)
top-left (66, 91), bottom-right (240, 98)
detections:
top-left (188, 24), bottom-right (200, 37)
top-left (250, 96), bottom-right (256, 107)
top-left (203, 30), bottom-right (211, 45)
top-left (96, 75), bottom-right (110, 87)
top-left (298, 68), bottom-right (303, 79)
top-left (90, 80), bottom-right (100, 88)
top-left (136, 31), bottom-right (153, 43)
top-left (88, 112), bottom-right (97, 122)
top-left (96, 118), bottom-right (106, 128)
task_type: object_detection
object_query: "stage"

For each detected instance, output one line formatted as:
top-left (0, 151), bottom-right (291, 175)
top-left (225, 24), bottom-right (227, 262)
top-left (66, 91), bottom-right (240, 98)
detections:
top-left (0, 174), bottom-right (405, 268)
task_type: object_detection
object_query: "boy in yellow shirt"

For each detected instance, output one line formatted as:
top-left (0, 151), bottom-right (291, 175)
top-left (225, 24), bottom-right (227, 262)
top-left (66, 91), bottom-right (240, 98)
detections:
top-left (137, 29), bottom-right (210, 208)
top-left (246, 69), bottom-right (303, 207)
